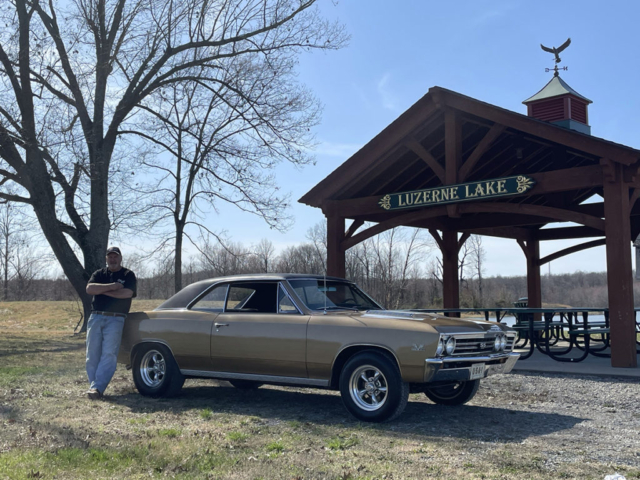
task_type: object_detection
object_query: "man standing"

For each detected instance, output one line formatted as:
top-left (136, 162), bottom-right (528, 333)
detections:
top-left (85, 247), bottom-right (137, 399)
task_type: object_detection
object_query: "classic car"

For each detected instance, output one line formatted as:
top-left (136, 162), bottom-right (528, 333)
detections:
top-left (118, 274), bottom-right (519, 422)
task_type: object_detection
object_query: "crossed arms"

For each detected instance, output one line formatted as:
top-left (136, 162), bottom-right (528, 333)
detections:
top-left (86, 282), bottom-right (134, 299)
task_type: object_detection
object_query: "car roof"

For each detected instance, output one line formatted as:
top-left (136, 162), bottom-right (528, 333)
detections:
top-left (188, 273), bottom-right (351, 287)
top-left (202, 273), bottom-right (352, 283)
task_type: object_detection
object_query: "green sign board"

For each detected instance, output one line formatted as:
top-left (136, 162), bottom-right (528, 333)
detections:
top-left (378, 175), bottom-right (535, 211)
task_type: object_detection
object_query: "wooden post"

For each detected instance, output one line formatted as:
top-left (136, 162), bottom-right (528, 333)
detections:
top-left (526, 235), bottom-right (542, 310)
top-left (442, 231), bottom-right (460, 313)
top-left (602, 160), bottom-right (637, 368)
top-left (326, 216), bottom-right (345, 278)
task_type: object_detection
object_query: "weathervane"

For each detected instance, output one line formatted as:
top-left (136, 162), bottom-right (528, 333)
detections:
top-left (541, 37), bottom-right (571, 76)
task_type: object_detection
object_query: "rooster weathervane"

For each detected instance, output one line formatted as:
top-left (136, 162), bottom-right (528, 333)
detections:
top-left (541, 37), bottom-right (571, 76)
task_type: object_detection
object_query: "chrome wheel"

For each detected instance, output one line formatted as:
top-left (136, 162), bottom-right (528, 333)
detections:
top-left (349, 364), bottom-right (388, 411)
top-left (139, 349), bottom-right (166, 388)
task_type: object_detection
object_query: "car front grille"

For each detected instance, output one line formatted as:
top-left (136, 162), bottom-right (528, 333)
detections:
top-left (452, 334), bottom-right (515, 356)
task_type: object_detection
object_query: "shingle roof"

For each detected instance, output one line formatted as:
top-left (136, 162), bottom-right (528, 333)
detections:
top-left (523, 75), bottom-right (592, 104)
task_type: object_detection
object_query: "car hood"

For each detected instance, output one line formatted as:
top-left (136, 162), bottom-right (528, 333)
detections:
top-left (353, 310), bottom-right (511, 334)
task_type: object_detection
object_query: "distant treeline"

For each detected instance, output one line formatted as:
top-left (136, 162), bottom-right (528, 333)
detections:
top-left (4, 245), bottom-right (638, 309)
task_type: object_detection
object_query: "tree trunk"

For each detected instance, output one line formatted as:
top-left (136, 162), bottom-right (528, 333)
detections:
top-left (175, 223), bottom-right (183, 294)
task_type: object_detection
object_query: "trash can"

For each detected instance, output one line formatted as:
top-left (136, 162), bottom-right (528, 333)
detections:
top-left (513, 297), bottom-right (529, 326)
top-left (513, 297), bottom-right (528, 308)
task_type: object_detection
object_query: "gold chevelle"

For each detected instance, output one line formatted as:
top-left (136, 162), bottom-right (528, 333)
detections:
top-left (119, 274), bottom-right (519, 422)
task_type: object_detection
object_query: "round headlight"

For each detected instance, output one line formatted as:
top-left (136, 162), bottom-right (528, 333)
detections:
top-left (436, 338), bottom-right (444, 356)
top-left (445, 336), bottom-right (456, 355)
top-left (494, 335), bottom-right (502, 351)
top-left (500, 335), bottom-right (507, 351)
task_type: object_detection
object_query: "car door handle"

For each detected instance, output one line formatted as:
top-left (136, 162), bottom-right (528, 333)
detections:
top-left (215, 323), bottom-right (229, 328)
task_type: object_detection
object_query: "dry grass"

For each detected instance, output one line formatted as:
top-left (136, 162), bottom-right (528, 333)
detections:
top-left (0, 301), bottom-right (639, 479)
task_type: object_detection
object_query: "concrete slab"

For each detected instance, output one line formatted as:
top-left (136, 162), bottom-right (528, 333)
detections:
top-left (512, 348), bottom-right (640, 378)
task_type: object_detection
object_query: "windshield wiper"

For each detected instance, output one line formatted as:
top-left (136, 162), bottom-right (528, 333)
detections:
top-left (313, 306), bottom-right (360, 311)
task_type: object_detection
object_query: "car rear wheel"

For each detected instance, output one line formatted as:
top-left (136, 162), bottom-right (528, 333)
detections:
top-left (132, 344), bottom-right (185, 398)
top-left (424, 379), bottom-right (480, 406)
top-left (228, 379), bottom-right (263, 390)
top-left (339, 351), bottom-right (409, 422)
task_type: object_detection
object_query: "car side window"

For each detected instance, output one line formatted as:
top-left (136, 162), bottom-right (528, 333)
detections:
top-left (190, 284), bottom-right (228, 312)
top-left (278, 284), bottom-right (299, 314)
top-left (225, 282), bottom-right (278, 313)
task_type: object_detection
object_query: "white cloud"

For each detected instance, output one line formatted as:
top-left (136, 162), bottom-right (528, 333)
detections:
top-left (314, 140), bottom-right (363, 158)
top-left (377, 73), bottom-right (399, 111)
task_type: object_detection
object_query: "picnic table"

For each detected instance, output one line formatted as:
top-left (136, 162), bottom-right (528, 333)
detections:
top-left (410, 307), bottom-right (640, 363)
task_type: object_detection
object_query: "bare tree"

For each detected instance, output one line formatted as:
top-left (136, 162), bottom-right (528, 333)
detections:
top-left (252, 239), bottom-right (276, 273)
top-left (306, 220), bottom-right (326, 271)
top-left (0, 0), bottom-right (347, 328)
top-left (467, 234), bottom-right (486, 305)
top-left (0, 201), bottom-right (46, 300)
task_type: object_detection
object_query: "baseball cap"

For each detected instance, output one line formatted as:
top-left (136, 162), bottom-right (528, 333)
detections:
top-left (106, 246), bottom-right (122, 255)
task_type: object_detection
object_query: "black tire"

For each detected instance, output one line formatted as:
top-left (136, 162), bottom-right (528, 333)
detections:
top-left (424, 379), bottom-right (480, 406)
top-left (339, 351), bottom-right (409, 423)
top-left (132, 343), bottom-right (185, 398)
top-left (228, 379), bottom-right (263, 390)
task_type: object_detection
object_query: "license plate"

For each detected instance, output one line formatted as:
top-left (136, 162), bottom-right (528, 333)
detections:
top-left (470, 363), bottom-right (485, 380)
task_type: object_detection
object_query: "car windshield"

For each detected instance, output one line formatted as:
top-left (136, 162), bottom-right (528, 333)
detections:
top-left (288, 279), bottom-right (382, 311)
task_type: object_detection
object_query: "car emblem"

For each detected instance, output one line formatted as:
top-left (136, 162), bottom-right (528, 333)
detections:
top-left (411, 344), bottom-right (424, 351)
top-left (489, 325), bottom-right (502, 332)
top-left (479, 342), bottom-right (487, 349)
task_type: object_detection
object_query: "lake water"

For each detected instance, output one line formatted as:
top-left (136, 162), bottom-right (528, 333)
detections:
top-left (492, 313), bottom-right (608, 327)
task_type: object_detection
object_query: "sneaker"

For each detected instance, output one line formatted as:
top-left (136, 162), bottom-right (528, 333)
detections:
top-left (87, 388), bottom-right (102, 400)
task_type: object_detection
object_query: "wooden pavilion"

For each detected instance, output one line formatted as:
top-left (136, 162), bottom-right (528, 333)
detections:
top-left (300, 80), bottom-right (640, 368)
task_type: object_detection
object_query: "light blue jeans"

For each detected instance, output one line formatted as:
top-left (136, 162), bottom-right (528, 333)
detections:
top-left (86, 313), bottom-right (126, 394)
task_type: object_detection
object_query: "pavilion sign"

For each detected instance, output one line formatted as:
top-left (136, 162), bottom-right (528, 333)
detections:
top-left (378, 175), bottom-right (535, 211)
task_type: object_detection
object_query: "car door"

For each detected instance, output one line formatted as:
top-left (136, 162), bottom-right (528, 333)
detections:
top-left (209, 281), bottom-right (309, 378)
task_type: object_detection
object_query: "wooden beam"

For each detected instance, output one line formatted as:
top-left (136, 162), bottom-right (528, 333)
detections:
top-left (460, 202), bottom-right (605, 231)
top-left (458, 232), bottom-right (470, 249)
top-left (459, 124), bottom-right (506, 181)
top-left (343, 206), bottom-right (449, 250)
top-left (538, 226), bottom-right (604, 241)
top-left (321, 165), bottom-right (604, 218)
top-left (434, 87), bottom-right (639, 165)
top-left (345, 219), bottom-right (364, 240)
top-left (630, 188), bottom-right (640, 210)
top-left (326, 216), bottom-right (345, 278)
top-left (602, 162), bottom-right (637, 367)
top-left (464, 226), bottom-right (531, 240)
top-left (516, 239), bottom-right (528, 258)
top-left (528, 165), bottom-right (602, 195)
top-left (442, 231), bottom-right (460, 311)
top-left (539, 239), bottom-right (606, 265)
top-left (428, 229), bottom-right (444, 250)
top-left (525, 235), bottom-right (542, 311)
top-left (442, 214), bottom-right (551, 231)
top-left (445, 109), bottom-right (462, 219)
top-left (405, 138), bottom-right (445, 183)
top-left (370, 151), bottom-right (436, 197)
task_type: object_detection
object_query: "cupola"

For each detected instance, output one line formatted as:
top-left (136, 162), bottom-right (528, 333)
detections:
top-left (523, 75), bottom-right (592, 135)
top-left (523, 37), bottom-right (592, 135)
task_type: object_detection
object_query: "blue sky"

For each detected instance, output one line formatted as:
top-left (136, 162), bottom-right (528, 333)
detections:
top-left (193, 0), bottom-right (640, 276)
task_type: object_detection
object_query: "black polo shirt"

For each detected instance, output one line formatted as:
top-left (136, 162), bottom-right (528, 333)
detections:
top-left (89, 267), bottom-right (137, 314)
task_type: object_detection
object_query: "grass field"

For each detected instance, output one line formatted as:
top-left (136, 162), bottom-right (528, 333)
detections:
top-left (1, 301), bottom-right (639, 479)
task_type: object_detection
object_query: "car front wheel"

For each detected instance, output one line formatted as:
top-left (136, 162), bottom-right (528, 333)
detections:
top-left (424, 379), bottom-right (480, 406)
top-left (132, 344), bottom-right (185, 397)
top-left (339, 351), bottom-right (409, 422)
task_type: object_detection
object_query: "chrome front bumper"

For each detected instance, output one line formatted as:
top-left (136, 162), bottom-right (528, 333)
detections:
top-left (423, 352), bottom-right (520, 383)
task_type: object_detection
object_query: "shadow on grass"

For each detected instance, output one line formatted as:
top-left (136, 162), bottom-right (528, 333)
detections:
top-left (0, 336), bottom-right (85, 358)
top-left (107, 382), bottom-right (584, 443)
